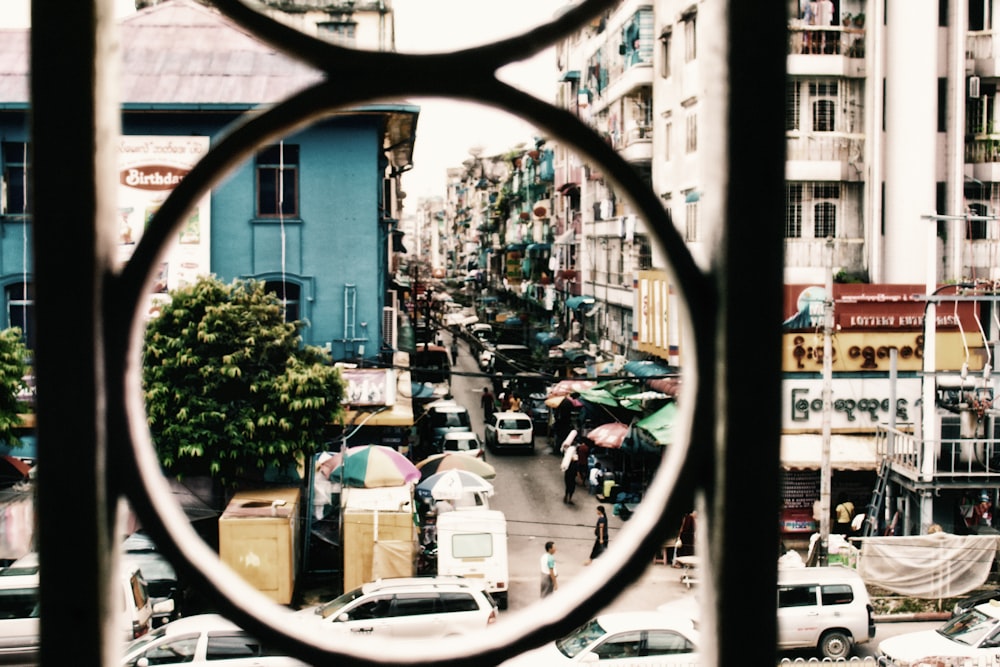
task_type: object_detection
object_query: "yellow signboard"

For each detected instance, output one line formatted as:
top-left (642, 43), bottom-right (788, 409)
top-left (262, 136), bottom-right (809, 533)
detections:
top-left (782, 331), bottom-right (987, 373)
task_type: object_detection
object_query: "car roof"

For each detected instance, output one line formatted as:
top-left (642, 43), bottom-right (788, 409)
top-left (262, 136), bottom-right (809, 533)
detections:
top-left (155, 613), bottom-right (239, 636)
top-left (975, 600), bottom-right (1000, 619)
top-left (494, 411), bottom-right (530, 418)
top-left (592, 611), bottom-right (698, 634)
top-left (777, 564), bottom-right (863, 584)
top-left (443, 431), bottom-right (479, 440)
top-left (363, 576), bottom-right (486, 593)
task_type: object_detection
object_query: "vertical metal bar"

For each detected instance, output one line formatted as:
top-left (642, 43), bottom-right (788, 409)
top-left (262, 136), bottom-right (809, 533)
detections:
top-left (710, 0), bottom-right (787, 663)
top-left (31, 0), bottom-right (118, 666)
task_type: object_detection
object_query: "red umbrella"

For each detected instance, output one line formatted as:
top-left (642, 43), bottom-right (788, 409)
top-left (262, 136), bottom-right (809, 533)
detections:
top-left (586, 422), bottom-right (630, 449)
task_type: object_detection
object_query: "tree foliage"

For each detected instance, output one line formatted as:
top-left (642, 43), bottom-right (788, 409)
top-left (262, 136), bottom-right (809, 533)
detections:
top-left (0, 328), bottom-right (30, 447)
top-left (142, 276), bottom-right (345, 488)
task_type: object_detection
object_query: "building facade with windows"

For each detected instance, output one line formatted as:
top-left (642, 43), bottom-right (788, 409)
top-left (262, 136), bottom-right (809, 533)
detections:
top-left (0, 0), bottom-right (415, 363)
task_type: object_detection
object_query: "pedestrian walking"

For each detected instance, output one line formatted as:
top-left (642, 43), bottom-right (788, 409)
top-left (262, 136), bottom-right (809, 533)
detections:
top-left (450, 336), bottom-right (459, 365)
top-left (584, 505), bottom-right (608, 565)
top-left (834, 493), bottom-right (855, 535)
top-left (561, 444), bottom-right (578, 504)
top-left (674, 510), bottom-right (697, 564)
top-left (480, 386), bottom-right (496, 421)
top-left (540, 541), bottom-right (558, 597)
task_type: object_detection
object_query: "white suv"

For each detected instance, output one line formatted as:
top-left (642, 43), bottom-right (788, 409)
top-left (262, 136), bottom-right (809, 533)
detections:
top-left (484, 411), bottom-right (534, 453)
top-left (294, 576), bottom-right (498, 639)
top-left (777, 565), bottom-right (875, 659)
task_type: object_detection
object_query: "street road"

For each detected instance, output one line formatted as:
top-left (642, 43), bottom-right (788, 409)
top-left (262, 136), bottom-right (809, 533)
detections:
top-left (443, 328), bottom-right (944, 662)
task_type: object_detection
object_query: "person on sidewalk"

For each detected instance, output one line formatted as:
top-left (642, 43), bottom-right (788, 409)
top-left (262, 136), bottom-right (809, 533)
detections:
top-left (584, 505), bottom-right (608, 565)
top-left (540, 541), bottom-right (558, 597)
top-left (450, 336), bottom-right (459, 365)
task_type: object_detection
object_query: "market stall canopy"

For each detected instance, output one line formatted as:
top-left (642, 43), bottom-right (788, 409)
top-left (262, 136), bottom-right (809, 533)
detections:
top-left (416, 453), bottom-right (496, 480)
top-left (587, 421), bottom-right (630, 449)
top-left (535, 332), bottom-right (563, 347)
top-left (578, 381), bottom-right (653, 411)
top-left (416, 469), bottom-right (494, 501)
top-left (565, 295), bottom-right (596, 311)
top-left (329, 444), bottom-right (421, 488)
top-left (623, 360), bottom-right (679, 378)
top-left (545, 379), bottom-right (595, 408)
top-left (634, 402), bottom-right (678, 446)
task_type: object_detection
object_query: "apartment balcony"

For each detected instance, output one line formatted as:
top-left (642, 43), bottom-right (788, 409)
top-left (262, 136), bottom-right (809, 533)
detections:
top-left (879, 424), bottom-right (1000, 486)
top-left (786, 133), bottom-right (865, 181)
top-left (787, 24), bottom-right (866, 77)
top-left (616, 125), bottom-right (652, 164)
top-left (966, 135), bottom-right (1000, 182)
top-left (591, 63), bottom-right (653, 116)
top-left (784, 237), bottom-right (865, 273)
top-left (967, 31), bottom-right (1000, 77)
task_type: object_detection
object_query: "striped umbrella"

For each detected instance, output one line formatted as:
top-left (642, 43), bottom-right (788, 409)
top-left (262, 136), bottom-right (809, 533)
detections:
top-left (416, 453), bottom-right (496, 480)
top-left (328, 445), bottom-right (420, 488)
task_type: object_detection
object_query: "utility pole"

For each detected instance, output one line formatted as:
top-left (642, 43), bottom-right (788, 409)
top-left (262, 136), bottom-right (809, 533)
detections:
top-left (819, 238), bottom-right (834, 565)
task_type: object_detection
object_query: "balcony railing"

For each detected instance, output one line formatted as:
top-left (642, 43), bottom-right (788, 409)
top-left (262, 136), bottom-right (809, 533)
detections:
top-left (787, 24), bottom-right (866, 58)
top-left (878, 424), bottom-right (1000, 483)
top-left (966, 135), bottom-right (1000, 164)
top-left (786, 132), bottom-right (865, 165)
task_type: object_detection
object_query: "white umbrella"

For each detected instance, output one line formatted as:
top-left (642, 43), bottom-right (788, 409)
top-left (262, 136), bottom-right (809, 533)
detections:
top-left (416, 469), bottom-right (494, 501)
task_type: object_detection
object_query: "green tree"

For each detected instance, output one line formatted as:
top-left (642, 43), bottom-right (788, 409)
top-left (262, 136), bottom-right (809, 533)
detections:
top-left (143, 276), bottom-right (345, 488)
top-left (0, 328), bottom-right (31, 447)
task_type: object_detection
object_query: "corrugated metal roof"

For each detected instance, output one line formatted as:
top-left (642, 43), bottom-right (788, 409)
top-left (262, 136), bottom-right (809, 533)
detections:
top-left (0, 0), bottom-right (324, 107)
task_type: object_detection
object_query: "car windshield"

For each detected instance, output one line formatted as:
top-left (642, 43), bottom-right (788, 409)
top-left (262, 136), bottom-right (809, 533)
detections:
top-left (445, 437), bottom-right (477, 451)
top-left (499, 418), bottom-right (531, 430)
top-left (938, 608), bottom-right (1000, 646)
top-left (317, 587), bottom-right (367, 619)
top-left (433, 411), bottom-right (470, 428)
top-left (555, 618), bottom-right (607, 658)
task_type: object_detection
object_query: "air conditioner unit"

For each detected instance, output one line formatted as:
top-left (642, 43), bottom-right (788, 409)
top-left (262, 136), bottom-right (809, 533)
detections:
top-left (382, 306), bottom-right (397, 350)
top-left (970, 75), bottom-right (981, 99)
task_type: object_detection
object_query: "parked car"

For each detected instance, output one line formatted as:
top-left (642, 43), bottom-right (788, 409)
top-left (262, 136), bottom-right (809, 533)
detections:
top-left (0, 551), bottom-right (153, 659)
top-left (293, 576), bottom-right (497, 639)
top-left (879, 600), bottom-right (1000, 665)
top-left (484, 411), bottom-right (534, 453)
top-left (499, 611), bottom-right (699, 665)
top-left (440, 431), bottom-right (486, 459)
top-left (121, 613), bottom-right (306, 667)
top-left (467, 323), bottom-right (495, 350)
top-left (122, 531), bottom-right (182, 627)
top-left (776, 565), bottom-right (875, 659)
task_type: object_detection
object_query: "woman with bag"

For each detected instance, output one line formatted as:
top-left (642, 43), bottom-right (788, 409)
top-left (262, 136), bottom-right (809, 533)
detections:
top-left (584, 505), bottom-right (608, 565)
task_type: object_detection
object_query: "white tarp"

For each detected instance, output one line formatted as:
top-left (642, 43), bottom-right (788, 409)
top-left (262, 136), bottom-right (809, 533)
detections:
top-left (858, 533), bottom-right (1000, 598)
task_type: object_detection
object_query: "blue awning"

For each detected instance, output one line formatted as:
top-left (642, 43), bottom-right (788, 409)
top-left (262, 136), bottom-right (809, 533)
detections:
top-left (561, 70), bottom-right (581, 82)
top-left (506, 243), bottom-right (526, 252)
top-left (526, 243), bottom-right (551, 255)
top-left (565, 295), bottom-right (596, 311)
top-left (685, 190), bottom-right (701, 203)
top-left (623, 360), bottom-right (678, 378)
top-left (535, 332), bottom-right (563, 347)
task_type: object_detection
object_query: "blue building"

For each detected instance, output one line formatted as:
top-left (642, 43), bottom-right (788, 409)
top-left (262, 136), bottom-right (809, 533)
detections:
top-left (0, 0), bottom-right (417, 362)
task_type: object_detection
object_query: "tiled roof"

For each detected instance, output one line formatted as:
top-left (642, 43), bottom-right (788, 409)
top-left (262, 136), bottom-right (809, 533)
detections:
top-left (0, 0), bottom-right (324, 107)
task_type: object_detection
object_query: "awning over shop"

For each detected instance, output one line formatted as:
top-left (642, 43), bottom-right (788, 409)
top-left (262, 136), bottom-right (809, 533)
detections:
top-left (526, 243), bottom-right (551, 255)
top-left (779, 434), bottom-right (878, 471)
top-left (505, 243), bottom-right (526, 253)
top-left (565, 295), bottom-right (595, 311)
top-left (623, 360), bottom-right (678, 378)
top-left (634, 402), bottom-right (678, 446)
top-left (535, 332), bottom-right (563, 347)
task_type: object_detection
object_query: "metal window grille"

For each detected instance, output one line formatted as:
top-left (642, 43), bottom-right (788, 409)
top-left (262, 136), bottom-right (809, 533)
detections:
top-left (29, 1), bottom-right (785, 666)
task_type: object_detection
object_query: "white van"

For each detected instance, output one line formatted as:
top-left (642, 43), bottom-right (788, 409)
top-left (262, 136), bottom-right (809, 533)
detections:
top-left (435, 509), bottom-right (509, 610)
